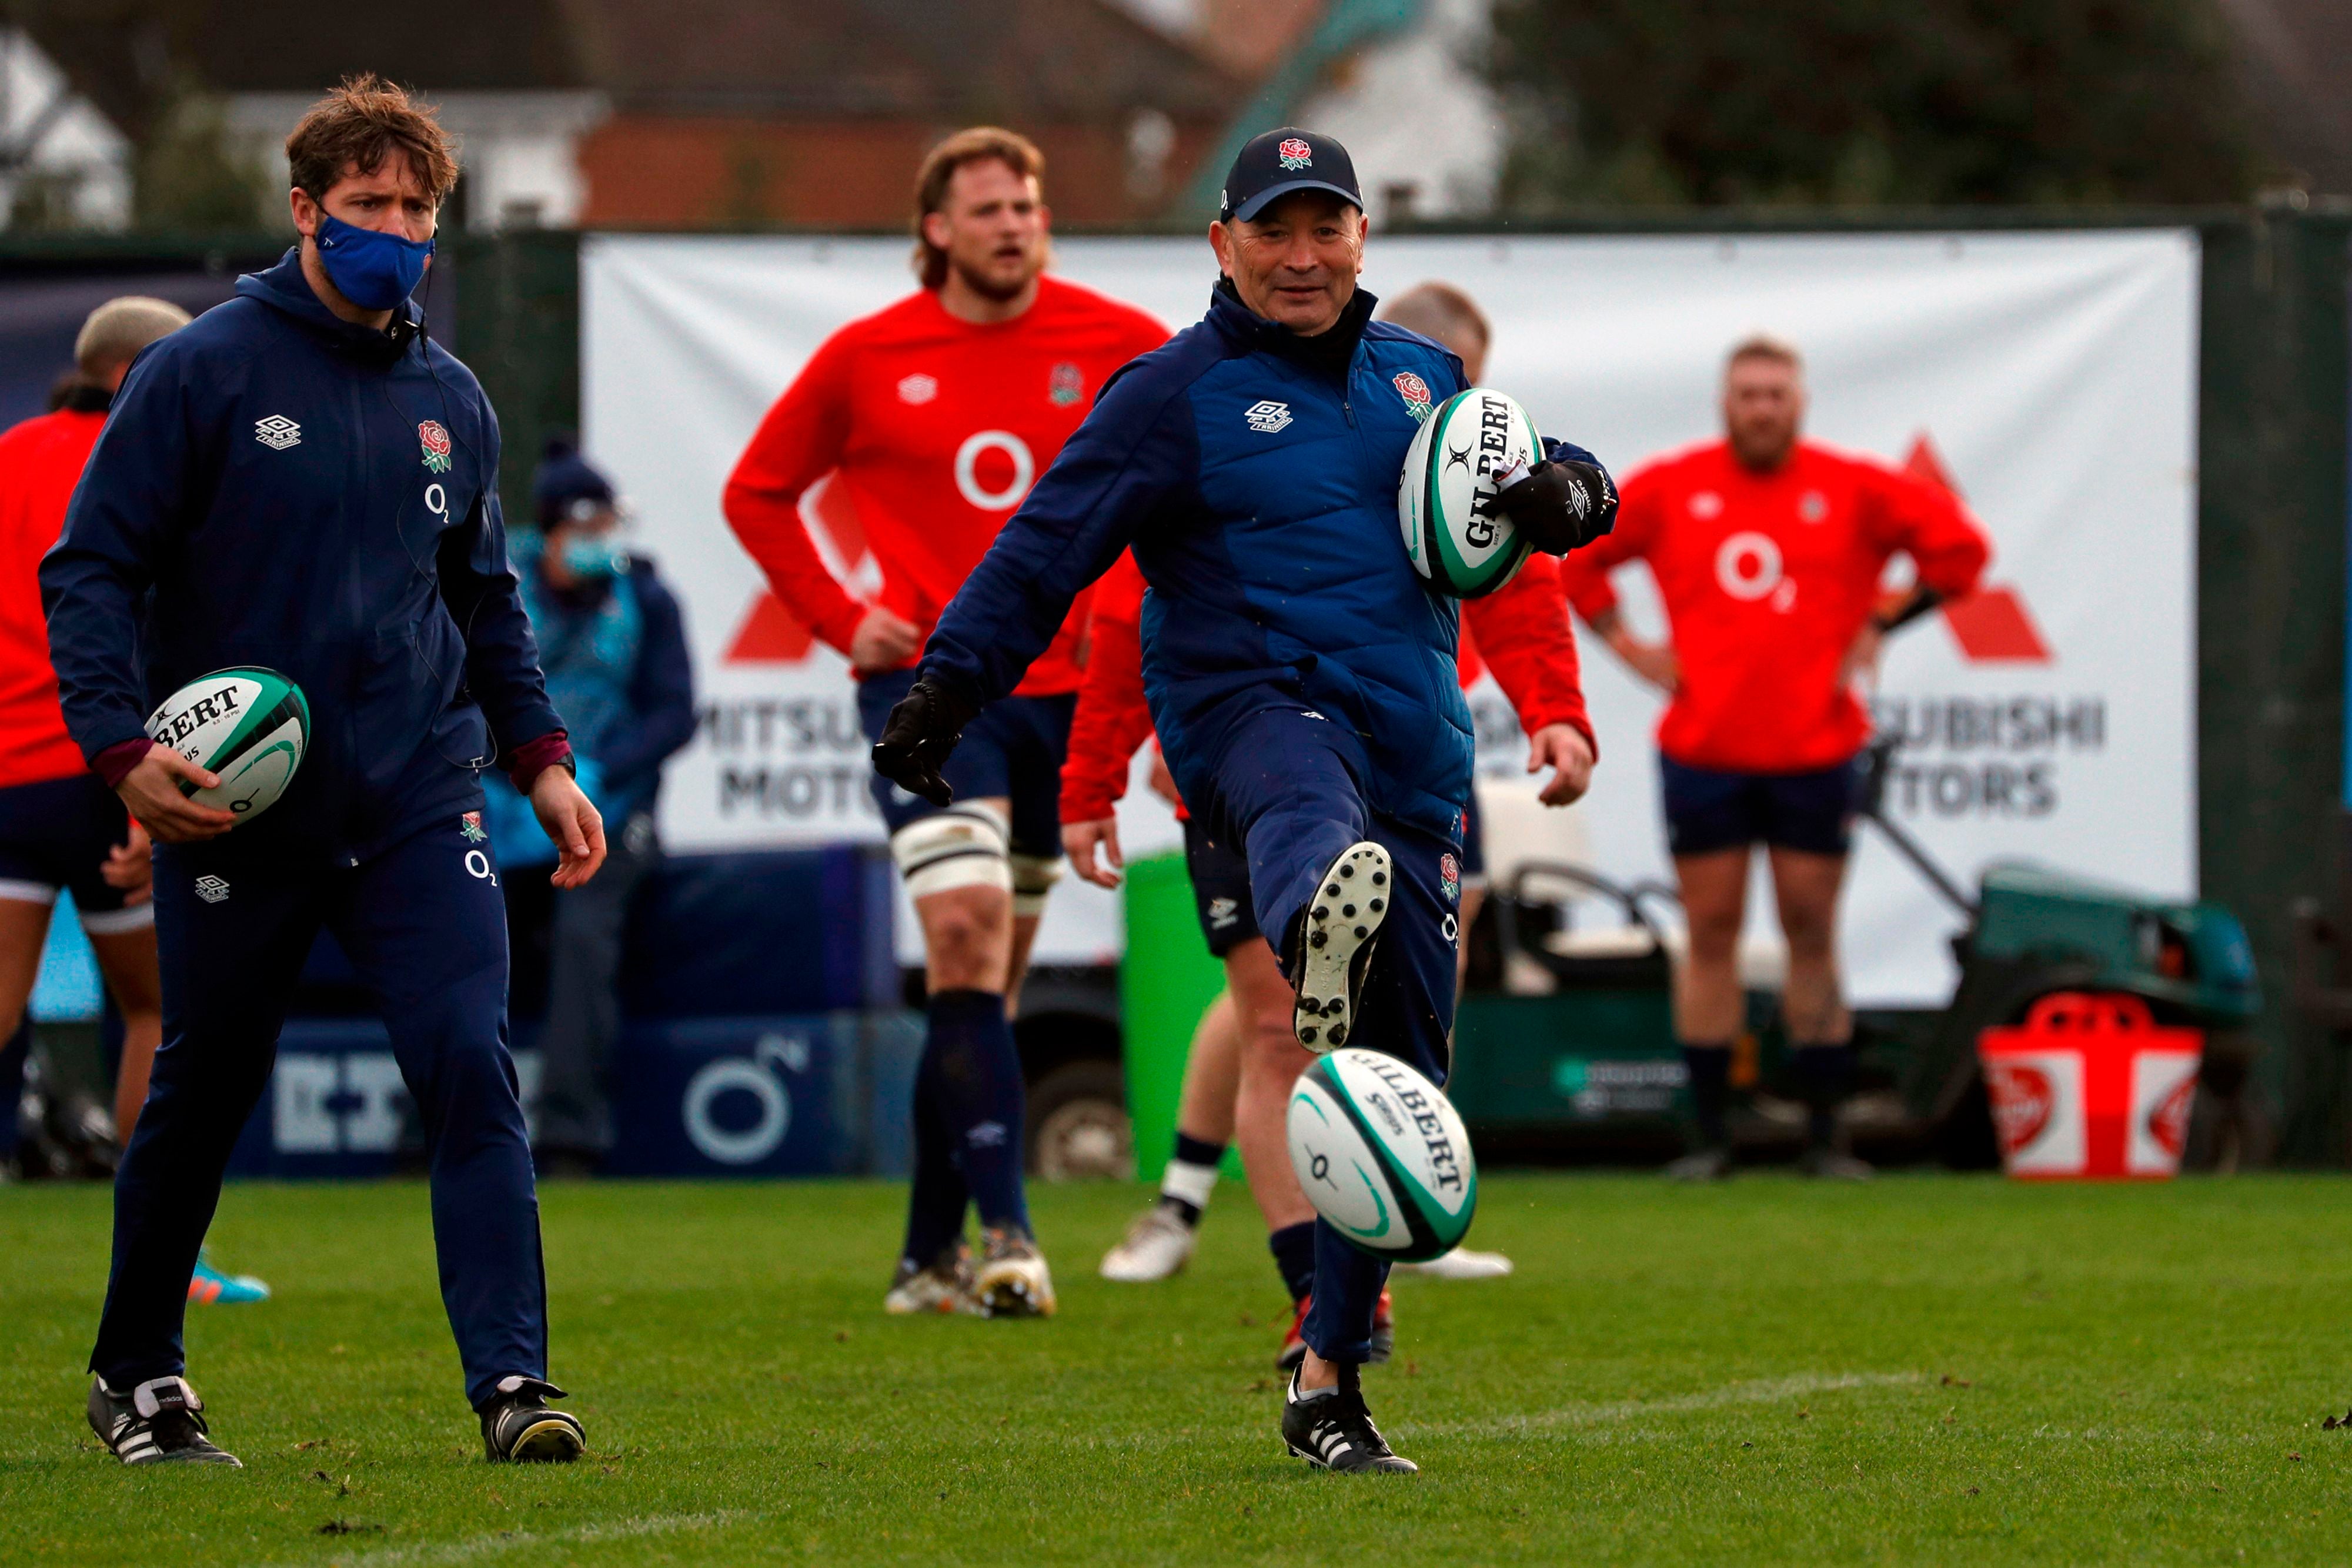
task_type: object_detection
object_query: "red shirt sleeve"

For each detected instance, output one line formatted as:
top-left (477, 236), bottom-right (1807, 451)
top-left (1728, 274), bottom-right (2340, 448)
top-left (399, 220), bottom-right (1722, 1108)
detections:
top-left (721, 329), bottom-right (868, 653)
top-left (1464, 552), bottom-right (1595, 758)
top-left (1556, 462), bottom-right (1662, 623)
top-left (1058, 553), bottom-right (1157, 824)
top-left (1860, 459), bottom-right (1991, 600)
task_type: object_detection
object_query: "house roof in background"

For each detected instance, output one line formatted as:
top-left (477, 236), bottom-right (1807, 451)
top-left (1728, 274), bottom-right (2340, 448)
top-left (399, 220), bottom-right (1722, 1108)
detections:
top-left (9, 0), bottom-right (1245, 138)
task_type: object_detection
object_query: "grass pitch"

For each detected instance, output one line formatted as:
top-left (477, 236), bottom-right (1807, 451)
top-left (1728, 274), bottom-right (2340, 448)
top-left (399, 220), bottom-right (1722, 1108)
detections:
top-left (3, 1172), bottom-right (2349, 1566)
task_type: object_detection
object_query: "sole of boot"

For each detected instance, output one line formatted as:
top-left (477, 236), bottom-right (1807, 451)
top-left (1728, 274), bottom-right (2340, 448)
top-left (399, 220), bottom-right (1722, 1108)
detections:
top-left (1292, 842), bottom-right (1393, 1052)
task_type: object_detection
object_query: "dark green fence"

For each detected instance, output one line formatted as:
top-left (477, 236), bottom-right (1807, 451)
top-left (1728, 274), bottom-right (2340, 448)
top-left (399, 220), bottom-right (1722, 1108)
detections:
top-left (11, 209), bottom-right (2351, 1158)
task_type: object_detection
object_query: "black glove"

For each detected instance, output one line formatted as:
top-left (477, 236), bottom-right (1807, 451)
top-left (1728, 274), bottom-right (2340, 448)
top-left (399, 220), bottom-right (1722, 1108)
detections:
top-left (871, 676), bottom-right (979, 808)
top-left (1491, 459), bottom-right (1618, 555)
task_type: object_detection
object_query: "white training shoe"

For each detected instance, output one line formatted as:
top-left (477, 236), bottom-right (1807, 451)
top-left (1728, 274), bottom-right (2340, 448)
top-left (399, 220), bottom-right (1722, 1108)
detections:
top-left (1391, 1247), bottom-right (1515, 1281)
top-left (1292, 841), bottom-right (1392, 1052)
top-left (1099, 1203), bottom-right (1198, 1282)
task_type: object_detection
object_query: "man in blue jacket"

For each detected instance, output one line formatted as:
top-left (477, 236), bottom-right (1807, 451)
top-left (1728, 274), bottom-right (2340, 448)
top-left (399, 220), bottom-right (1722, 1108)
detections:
top-left (874, 128), bottom-right (1616, 1473)
top-left (493, 437), bottom-right (696, 1174)
top-left (42, 77), bottom-right (606, 1468)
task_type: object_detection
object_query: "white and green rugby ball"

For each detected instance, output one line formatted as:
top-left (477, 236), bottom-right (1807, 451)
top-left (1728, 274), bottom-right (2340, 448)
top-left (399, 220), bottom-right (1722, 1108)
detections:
top-left (1398, 386), bottom-right (1541, 598)
top-left (144, 667), bottom-right (309, 823)
top-left (1288, 1047), bottom-right (1478, 1262)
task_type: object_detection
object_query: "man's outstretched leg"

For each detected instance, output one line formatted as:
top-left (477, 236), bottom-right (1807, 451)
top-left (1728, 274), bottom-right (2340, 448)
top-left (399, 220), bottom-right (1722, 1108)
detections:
top-left (1217, 711), bottom-right (1458, 1471)
top-left (332, 821), bottom-right (579, 1462)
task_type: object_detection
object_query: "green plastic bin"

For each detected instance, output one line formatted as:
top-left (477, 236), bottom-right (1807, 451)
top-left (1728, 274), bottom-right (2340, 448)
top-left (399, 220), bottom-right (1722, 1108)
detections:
top-left (1118, 851), bottom-right (1242, 1183)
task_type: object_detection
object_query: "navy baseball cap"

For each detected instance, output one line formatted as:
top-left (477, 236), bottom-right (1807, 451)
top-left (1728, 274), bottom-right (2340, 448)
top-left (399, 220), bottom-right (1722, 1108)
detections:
top-left (1219, 128), bottom-right (1363, 222)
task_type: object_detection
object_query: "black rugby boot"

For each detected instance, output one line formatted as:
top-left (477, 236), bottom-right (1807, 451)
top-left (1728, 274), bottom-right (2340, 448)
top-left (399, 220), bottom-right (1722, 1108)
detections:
top-left (1282, 1362), bottom-right (1418, 1474)
top-left (88, 1375), bottom-right (241, 1466)
top-left (478, 1376), bottom-right (586, 1462)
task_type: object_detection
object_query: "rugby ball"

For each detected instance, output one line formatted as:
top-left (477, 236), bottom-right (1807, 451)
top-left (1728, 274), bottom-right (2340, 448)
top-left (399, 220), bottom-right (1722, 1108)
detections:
top-left (1288, 1048), bottom-right (1478, 1262)
top-left (1398, 387), bottom-right (1542, 598)
top-left (143, 667), bottom-right (309, 823)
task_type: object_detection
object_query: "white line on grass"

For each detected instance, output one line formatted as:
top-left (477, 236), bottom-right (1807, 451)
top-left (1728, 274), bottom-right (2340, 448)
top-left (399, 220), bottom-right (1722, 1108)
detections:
top-left (291, 1508), bottom-right (757, 1568)
top-left (1400, 1370), bottom-right (1928, 1437)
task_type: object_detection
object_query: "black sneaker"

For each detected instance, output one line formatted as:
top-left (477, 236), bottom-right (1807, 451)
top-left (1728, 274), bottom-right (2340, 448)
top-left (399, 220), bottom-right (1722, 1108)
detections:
top-left (478, 1376), bottom-right (586, 1462)
top-left (88, 1375), bottom-right (241, 1466)
top-left (1292, 842), bottom-right (1392, 1052)
top-left (1799, 1145), bottom-right (1875, 1181)
top-left (1665, 1145), bottom-right (1733, 1182)
top-left (1282, 1363), bottom-right (1416, 1473)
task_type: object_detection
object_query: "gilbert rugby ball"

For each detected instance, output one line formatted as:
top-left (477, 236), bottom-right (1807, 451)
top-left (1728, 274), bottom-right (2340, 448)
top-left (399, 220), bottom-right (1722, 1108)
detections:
top-left (1398, 386), bottom-right (1542, 598)
top-left (144, 667), bottom-right (309, 823)
top-left (1288, 1048), bottom-right (1478, 1262)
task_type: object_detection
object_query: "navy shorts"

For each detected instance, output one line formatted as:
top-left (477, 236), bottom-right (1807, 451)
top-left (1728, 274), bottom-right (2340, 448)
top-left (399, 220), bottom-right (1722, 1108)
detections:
top-left (1659, 754), bottom-right (1863, 858)
top-left (1458, 786), bottom-right (1486, 887)
top-left (856, 670), bottom-right (1074, 858)
top-left (1181, 816), bottom-right (1259, 957)
top-left (0, 772), bottom-right (149, 931)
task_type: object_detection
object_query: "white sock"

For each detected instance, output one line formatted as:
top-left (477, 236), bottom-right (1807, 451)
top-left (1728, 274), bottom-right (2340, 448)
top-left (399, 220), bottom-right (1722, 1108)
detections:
top-left (1160, 1157), bottom-right (1218, 1213)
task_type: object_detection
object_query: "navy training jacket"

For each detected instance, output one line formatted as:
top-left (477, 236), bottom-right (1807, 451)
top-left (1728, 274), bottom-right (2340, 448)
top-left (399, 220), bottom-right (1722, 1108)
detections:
top-left (921, 282), bottom-right (1605, 835)
top-left (41, 251), bottom-right (563, 868)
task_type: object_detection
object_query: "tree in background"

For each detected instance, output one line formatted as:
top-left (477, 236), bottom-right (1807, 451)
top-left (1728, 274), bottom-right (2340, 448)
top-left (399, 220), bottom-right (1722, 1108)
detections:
top-left (1487, 0), bottom-right (2269, 209)
top-left (132, 82), bottom-right (276, 232)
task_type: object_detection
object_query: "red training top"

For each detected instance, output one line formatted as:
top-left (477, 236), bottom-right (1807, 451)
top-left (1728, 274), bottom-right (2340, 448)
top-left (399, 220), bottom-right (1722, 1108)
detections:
top-left (0, 408), bottom-right (109, 790)
top-left (1060, 550), bottom-right (1596, 825)
top-left (1558, 438), bottom-right (1989, 773)
top-left (723, 276), bottom-right (1168, 696)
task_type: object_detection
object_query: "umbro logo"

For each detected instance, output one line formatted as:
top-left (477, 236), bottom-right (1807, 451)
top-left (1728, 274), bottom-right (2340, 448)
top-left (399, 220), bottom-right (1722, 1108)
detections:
top-left (254, 415), bottom-right (300, 451)
top-left (1245, 400), bottom-right (1292, 434)
top-left (897, 373), bottom-right (938, 405)
top-left (194, 874), bottom-right (230, 905)
top-left (1208, 897), bottom-right (1240, 930)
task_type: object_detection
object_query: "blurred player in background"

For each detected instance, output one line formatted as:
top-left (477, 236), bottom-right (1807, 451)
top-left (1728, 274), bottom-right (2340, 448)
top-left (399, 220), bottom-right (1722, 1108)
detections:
top-left (1085, 280), bottom-right (1589, 1297)
top-left (724, 128), bottom-right (1165, 1318)
top-left (1559, 336), bottom-right (1988, 1181)
top-left (878, 128), bottom-right (1615, 1471)
top-left (0, 297), bottom-right (267, 1305)
top-left (486, 439), bottom-right (695, 1176)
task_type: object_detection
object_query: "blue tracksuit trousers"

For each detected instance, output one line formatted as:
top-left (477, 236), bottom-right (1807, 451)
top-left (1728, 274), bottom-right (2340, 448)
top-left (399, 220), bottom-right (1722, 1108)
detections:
top-left (89, 815), bottom-right (546, 1410)
top-left (1207, 705), bottom-right (1461, 1364)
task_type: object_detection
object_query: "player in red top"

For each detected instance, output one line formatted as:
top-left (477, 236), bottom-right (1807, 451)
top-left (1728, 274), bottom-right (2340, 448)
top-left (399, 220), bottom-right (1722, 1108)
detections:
top-left (724, 128), bottom-right (1165, 1318)
top-left (1558, 335), bottom-right (1989, 1180)
top-left (1070, 283), bottom-right (1598, 1350)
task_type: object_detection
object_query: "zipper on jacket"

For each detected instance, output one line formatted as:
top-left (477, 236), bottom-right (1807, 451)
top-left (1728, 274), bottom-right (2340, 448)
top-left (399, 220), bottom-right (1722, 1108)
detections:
top-left (1341, 397), bottom-right (1355, 428)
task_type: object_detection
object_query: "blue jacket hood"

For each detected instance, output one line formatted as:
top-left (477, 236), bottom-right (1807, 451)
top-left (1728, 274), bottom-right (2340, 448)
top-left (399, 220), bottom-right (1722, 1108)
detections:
top-left (236, 249), bottom-right (433, 366)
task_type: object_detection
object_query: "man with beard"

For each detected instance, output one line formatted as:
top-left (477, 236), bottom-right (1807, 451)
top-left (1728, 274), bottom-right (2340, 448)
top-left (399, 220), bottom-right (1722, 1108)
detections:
top-left (1560, 335), bottom-right (1988, 1180)
top-left (725, 128), bottom-right (1165, 1318)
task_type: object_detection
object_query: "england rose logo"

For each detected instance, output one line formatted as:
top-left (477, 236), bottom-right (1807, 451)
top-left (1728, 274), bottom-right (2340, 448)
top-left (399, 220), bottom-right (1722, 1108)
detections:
top-left (417, 420), bottom-right (452, 474)
top-left (1392, 371), bottom-right (1432, 422)
top-left (1277, 137), bottom-right (1312, 170)
top-left (1048, 362), bottom-right (1084, 407)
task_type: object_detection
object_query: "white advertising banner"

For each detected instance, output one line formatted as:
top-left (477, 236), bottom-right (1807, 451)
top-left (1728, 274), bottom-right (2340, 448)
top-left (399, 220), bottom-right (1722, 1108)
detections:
top-left (581, 229), bottom-right (2197, 999)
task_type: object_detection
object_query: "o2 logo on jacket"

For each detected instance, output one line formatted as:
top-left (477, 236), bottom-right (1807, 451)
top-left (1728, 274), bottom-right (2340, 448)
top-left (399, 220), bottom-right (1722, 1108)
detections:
top-left (417, 420), bottom-right (452, 474)
top-left (953, 430), bottom-right (1035, 511)
top-left (1715, 531), bottom-right (1797, 611)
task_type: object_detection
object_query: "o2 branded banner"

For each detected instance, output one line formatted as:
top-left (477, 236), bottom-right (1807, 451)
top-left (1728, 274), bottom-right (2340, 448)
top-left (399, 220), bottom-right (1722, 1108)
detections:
top-left (582, 230), bottom-right (2196, 999)
top-left (227, 1017), bottom-right (842, 1178)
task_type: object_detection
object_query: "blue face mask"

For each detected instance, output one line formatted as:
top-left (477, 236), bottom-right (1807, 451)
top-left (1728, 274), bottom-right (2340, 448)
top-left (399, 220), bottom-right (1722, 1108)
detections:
top-left (558, 537), bottom-right (627, 582)
top-left (313, 212), bottom-right (435, 311)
